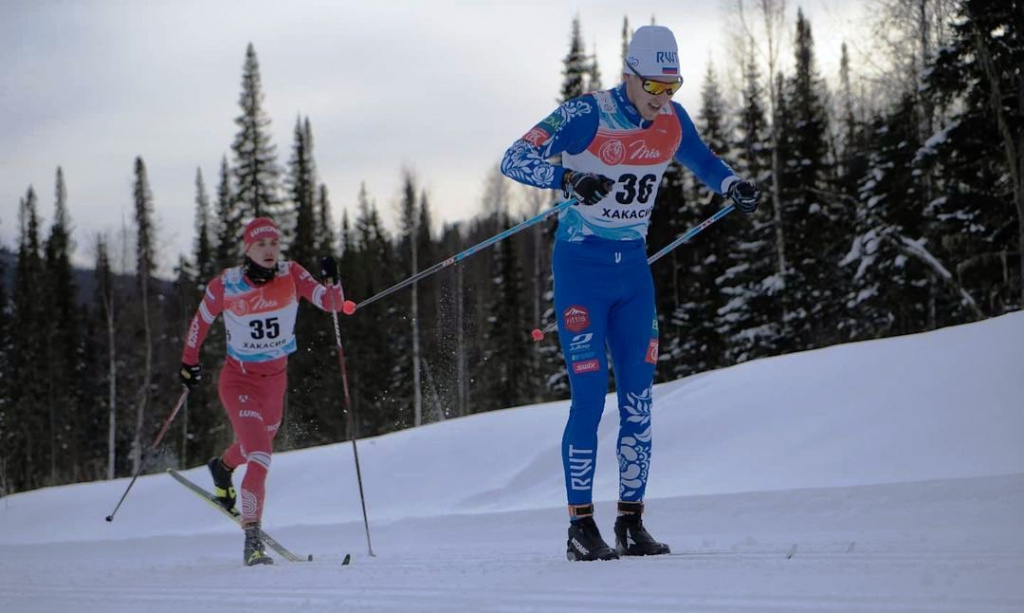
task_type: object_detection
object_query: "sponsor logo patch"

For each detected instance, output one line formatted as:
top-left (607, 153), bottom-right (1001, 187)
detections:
top-left (645, 340), bottom-right (659, 364)
top-left (573, 359), bottom-right (600, 374)
top-left (523, 127), bottom-right (551, 147)
top-left (563, 305), bottom-right (590, 333)
top-left (598, 139), bottom-right (625, 165)
top-left (229, 298), bottom-right (250, 316)
top-left (569, 332), bottom-right (593, 352)
top-left (541, 111), bottom-right (564, 130)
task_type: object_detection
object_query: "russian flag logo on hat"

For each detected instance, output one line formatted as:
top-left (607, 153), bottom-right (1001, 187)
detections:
top-left (662, 66), bottom-right (679, 75)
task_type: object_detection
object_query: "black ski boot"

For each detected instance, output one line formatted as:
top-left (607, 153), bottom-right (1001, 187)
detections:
top-left (243, 522), bottom-right (274, 566)
top-left (207, 456), bottom-right (236, 512)
top-left (614, 502), bottom-right (671, 556)
top-left (566, 507), bottom-right (619, 561)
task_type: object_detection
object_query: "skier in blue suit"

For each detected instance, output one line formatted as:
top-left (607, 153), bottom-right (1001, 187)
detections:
top-left (501, 25), bottom-right (760, 561)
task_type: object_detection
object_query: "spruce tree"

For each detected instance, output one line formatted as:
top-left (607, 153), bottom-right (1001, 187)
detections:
top-left (561, 17), bottom-right (588, 102)
top-left (193, 168), bottom-right (215, 283)
top-left (663, 62), bottom-right (733, 377)
top-left (94, 236), bottom-right (119, 480)
top-left (415, 191), bottom-right (445, 421)
top-left (286, 116), bottom-right (317, 270)
top-left (214, 156), bottom-right (240, 271)
top-left (43, 168), bottom-right (80, 483)
top-left (777, 10), bottom-right (845, 351)
top-left (717, 48), bottom-right (782, 364)
top-left (924, 0), bottom-right (1023, 312)
top-left (482, 211), bottom-right (533, 409)
top-left (231, 43), bottom-right (282, 222)
top-left (9, 187), bottom-right (48, 490)
top-left (586, 43), bottom-right (603, 92)
top-left (397, 173), bottom-right (421, 425)
top-left (346, 185), bottom-right (404, 435)
top-left (0, 237), bottom-right (9, 493)
top-left (841, 95), bottom-right (933, 339)
top-left (130, 157), bottom-right (156, 475)
top-left (316, 184), bottom-right (336, 258)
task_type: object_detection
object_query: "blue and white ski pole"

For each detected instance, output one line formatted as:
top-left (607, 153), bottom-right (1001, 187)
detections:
top-left (345, 197), bottom-right (578, 314)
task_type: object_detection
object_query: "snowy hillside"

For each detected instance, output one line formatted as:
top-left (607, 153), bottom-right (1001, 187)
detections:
top-left (2, 313), bottom-right (1023, 612)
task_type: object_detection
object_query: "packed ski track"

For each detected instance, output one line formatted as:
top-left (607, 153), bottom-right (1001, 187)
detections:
top-left (2, 313), bottom-right (1024, 612)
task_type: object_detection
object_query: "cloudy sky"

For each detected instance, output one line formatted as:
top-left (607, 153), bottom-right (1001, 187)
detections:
top-left (1, 0), bottom-right (861, 273)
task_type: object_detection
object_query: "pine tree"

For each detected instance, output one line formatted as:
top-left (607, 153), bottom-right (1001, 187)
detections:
top-left (9, 187), bottom-right (49, 490)
top-left (214, 156), bottom-right (240, 271)
top-left (586, 43), bottom-right (603, 92)
top-left (231, 43), bottom-right (282, 222)
top-left (286, 116), bottom-right (317, 271)
top-left (43, 168), bottom-right (80, 483)
top-left (316, 184), bottom-right (336, 258)
top-left (0, 236), bottom-right (9, 493)
top-left (395, 173), bottom-right (421, 426)
top-left (621, 16), bottom-right (632, 68)
top-left (415, 191), bottom-right (445, 422)
top-left (777, 10), bottom-right (846, 351)
top-left (482, 211), bottom-right (533, 410)
top-left (561, 16), bottom-right (588, 102)
top-left (841, 95), bottom-right (934, 339)
top-left (662, 62), bottom-right (734, 377)
top-left (130, 157), bottom-right (156, 475)
top-left (180, 180), bottom-right (223, 465)
top-left (346, 184), bottom-right (404, 435)
top-left (193, 168), bottom-right (215, 283)
top-left (94, 236), bottom-right (119, 480)
top-left (717, 47), bottom-right (782, 364)
top-left (924, 0), bottom-right (1023, 312)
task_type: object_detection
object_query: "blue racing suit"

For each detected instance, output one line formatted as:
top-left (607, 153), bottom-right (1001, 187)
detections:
top-left (501, 83), bottom-right (738, 512)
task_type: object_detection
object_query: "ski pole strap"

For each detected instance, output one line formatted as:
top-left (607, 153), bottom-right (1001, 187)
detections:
top-left (617, 500), bottom-right (644, 515)
top-left (568, 503), bottom-right (595, 519)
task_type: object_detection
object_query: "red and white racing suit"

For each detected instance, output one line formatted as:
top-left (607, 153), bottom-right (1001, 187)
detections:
top-left (182, 261), bottom-right (344, 524)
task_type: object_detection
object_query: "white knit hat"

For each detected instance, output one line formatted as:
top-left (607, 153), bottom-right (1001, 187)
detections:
top-left (625, 25), bottom-right (681, 80)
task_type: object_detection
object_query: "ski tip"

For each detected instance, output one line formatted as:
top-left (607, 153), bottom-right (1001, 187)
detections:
top-left (341, 553), bottom-right (351, 566)
top-left (785, 543), bottom-right (798, 559)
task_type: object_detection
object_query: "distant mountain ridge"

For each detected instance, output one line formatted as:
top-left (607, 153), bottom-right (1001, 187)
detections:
top-left (0, 247), bottom-right (176, 307)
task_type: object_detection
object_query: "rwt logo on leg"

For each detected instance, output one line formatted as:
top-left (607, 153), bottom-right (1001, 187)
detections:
top-left (568, 445), bottom-right (594, 491)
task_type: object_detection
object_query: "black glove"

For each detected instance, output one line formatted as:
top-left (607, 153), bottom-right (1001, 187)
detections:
top-left (179, 362), bottom-right (202, 389)
top-left (562, 171), bottom-right (615, 206)
top-left (319, 256), bottom-right (339, 286)
top-left (727, 179), bottom-right (760, 215)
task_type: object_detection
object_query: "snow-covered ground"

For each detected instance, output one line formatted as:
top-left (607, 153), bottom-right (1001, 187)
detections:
top-left (2, 313), bottom-right (1023, 612)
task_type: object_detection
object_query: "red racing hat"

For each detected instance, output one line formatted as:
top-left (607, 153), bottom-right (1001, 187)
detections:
top-left (243, 217), bottom-right (280, 250)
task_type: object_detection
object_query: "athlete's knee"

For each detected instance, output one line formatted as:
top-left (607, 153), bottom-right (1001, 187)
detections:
top-left (245, 449), bottom-right (272, 472)
top-left (567, 402), bottom-right (605, 433)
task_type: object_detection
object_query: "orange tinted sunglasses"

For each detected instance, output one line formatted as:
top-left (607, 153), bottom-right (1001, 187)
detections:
top-left (627, 63), bottom-right (683, 96)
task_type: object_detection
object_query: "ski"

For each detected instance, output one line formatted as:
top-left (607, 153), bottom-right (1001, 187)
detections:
top-left (166, 468), bottom-right (313, 563)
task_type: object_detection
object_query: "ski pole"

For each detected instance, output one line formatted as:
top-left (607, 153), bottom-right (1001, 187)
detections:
top-left (324, 274), bottom-right (376, 557)
top-left (349, 197), bottom-right (577, 313)
top-left (530, 201), bottom-right (735, 341)
top-left (105, 387), bottom-right (190, 522)
top-left (646, 204), bottom-right (735, 265)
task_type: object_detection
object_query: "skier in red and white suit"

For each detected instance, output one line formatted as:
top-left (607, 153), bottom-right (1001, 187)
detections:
top-left (179, 217), bottom-right (345, 565)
